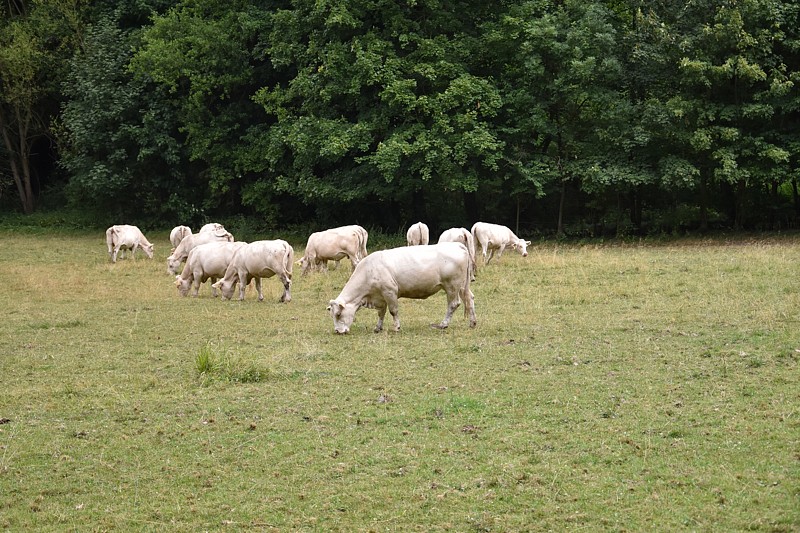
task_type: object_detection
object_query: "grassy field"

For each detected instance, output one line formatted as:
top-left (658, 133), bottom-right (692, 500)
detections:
top-left (0, 229), bottom-right (798, 531)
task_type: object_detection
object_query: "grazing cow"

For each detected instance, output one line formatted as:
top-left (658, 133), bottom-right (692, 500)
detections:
top-left (406, 222), bottom-right (430, 246)
top-left (328, 242), bottom-right (477, 334)
top-left (199, 223), bottom-right (233, 240)
top-left (174, 241), bottom-right (247, 297)
top-left (167, 231), bottom-right (235, 275)
top-left (299, 227), bottom-right (364, 275)
top-left (470, 222), bottom-right (530, 266)
top-left (437, 227), bottom-right (477, 279)
top-left (105, 225), bottom-right (154, 263)
top-left (169, 225), bottom-right (192, 248)
top-left (336, 225), bottom-right (369, 261)
top-left (212, 240), bottom-right (293, 302)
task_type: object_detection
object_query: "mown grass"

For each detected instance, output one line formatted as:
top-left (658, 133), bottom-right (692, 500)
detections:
top-left (0, 229), bottom-right (798, 531)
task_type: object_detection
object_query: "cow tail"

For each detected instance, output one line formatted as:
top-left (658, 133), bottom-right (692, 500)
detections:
top-left (466, 231), bottom-right (477, 278)
top-left (284, 242), bottom-right (294, 277)
top-left (356, 231), bottom-right (365, 261)
top-left (462, 251), bottom-right (473, 319)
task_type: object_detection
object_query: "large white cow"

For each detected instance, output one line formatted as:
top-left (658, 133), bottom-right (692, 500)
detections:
top-left (169, 225), bottom-right (192, 248)
top-left (437, 227), bottom-right (477, 278)
top-left (167, 231), bottom-right (235, 275)
top-left (328, 242), bottom-right (477, 334)
top-left (174, 241), bottom-right (247, 297)
top-left (105, 225), bottom-right (154, 263)
top-left (406, 222), bottom-right (430, 246)
top-left (470, 222), bottom-right (530, 266)
top-left (299, 226), bottom-right (364, 275)
top-left (212, 240), bottom-right (293, 302)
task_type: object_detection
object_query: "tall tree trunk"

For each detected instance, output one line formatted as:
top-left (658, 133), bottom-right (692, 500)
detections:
top-left (735, 179), bottom-right (746, 229)
top-left (557, 178), bottom-right (566, 237)
top-left (629, 187), bottom-right (643, 233)
top-left (770, 180), bottom-right (779, 230)
top-left (463, 191), bottom-right (479, 224)
top-left (699, 173), bottom-right (709, 232)
top-left (411, 188), bottom-right (426, 225)
top-left (0, 107), bottom-right (35, 214)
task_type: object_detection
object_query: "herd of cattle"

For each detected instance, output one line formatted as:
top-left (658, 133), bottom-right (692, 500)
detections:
top-left (104, 222), bottom-right (531, 334)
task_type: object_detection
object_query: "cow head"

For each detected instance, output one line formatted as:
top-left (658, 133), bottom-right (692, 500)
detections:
top-left (142, 243), bottom-right (155, 259)
top-left (175, 275), bottom-right (191, 297)
top-left (212, 276), bottom-right (237, 300)
top-left (513, 239), bottom-right (531, 257)
top-left (167, 254), bottom-right (181, 275)
top-left (328, 299), bottom-right (358, 334)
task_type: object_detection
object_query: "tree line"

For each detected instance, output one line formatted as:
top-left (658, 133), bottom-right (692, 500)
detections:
top-left (1, 0), bottom-right (799, 236)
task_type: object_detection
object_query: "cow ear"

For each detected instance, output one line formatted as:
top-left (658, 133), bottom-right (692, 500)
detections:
top-left (526, 240), bottom-right (532, 245)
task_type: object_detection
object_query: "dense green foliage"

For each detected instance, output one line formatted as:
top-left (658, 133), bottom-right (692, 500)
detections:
top-left (2, 0), bottom-right (799, 234)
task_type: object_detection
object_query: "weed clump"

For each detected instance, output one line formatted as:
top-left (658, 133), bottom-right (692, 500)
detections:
top-left (195, 343), bottom-right (268, 384)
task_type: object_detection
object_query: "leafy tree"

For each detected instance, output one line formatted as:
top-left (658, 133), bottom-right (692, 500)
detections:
top-left (664, 0), bottom-right (796, 229)
top-left (60, 1), bottom-right (193, 225)
top-left (0, 0), bottom-right (83, 214)
top-left (134, 0), bottom-right (505, 230)
top-left (485, 0), bottom-right (627, 234)
top-left (131, 0), bottom-right (282, 223)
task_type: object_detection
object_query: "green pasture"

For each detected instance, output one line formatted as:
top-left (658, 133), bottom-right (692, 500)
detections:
top-left (0, 230), bottom-right (798, 531)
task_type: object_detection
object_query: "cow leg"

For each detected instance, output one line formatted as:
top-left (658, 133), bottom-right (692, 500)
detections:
top-left (374, 304), bottom-right (387, 333)
top-left (433, 288), bottom-right (461, 329)
top-left (464, 288), bottom-right (477, 328)
top-left (192, 277), bottom-right (201, 297)
top-left (252, 276), bottom-right (264, 301)
top-left (386, 297), bottom-right (401, 332)
top-left (237, 273), bottom-right (247, 300)
top-left (279, 275), bottom-right (291, 303)
top-left (210, 277), bottom-right (218, 297)
top-left (486, 247), bottom-right (496, 265)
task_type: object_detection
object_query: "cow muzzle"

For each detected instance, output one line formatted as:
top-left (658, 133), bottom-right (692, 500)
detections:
top-left (334, 327), bottom-right (350, 335)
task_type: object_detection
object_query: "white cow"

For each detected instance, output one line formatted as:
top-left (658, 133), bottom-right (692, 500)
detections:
top-left (212, 240), bottom-right (293, 302)
top-left (328, 242), bottom-right (477, 334)
top-left (336, 225), bottom-right (369, 262)
top-left (299, 226), bottom-right (364, 275)
top-left (105, 225), bottom-right (154, 263)
top-left (470, 222), bottom-right (530, 266)
top-left (167, 231), bottom-right (235, 275)
top-left (169, 225), bottom-right (193, 248)
top-left (406, 222), bottom-right (430, 246)
top-left (199, 223), bottom-right (233, 239)
top-left (438, 227), bottom-right (477, 279)
top-left (174, 241), bottom-right (247, 297)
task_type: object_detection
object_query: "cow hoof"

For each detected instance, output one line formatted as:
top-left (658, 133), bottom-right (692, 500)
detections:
top-left (470, 320), bottom-right (477, 328)
top-left (430, 323), bottom-right (448, 330)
